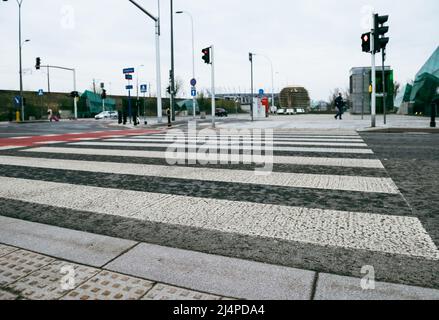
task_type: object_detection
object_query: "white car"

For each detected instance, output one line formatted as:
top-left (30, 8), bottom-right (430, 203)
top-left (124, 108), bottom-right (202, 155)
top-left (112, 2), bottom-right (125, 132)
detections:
top-left (286, 108), bottom-right (296, 115)
top-left (95, 111), bottom-right (118, 120)
top-left (276, 108), bottom-right (286, 115)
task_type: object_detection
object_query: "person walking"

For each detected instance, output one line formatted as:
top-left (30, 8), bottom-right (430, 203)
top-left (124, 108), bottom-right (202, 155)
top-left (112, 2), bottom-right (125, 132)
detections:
top-left (334, 93), bottom-right (344, 120)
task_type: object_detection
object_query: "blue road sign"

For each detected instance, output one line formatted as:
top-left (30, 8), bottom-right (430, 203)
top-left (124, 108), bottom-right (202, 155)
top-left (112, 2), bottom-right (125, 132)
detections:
top-left (126, 85), bottom-right (134, 90)
top-left (191, 88), bottom-right (197, 97)
top-left (259, 89), bottom-right (264, 95)
top-left (190, 78), bottom-right (197, 86)
top-left (38, 89), bottom-right (44, 96)
top-left (13, 96), bottom-right (21, 106)
top-left (123, 68), bottom-right (135, 74)
top-left (125, 74), bottom-right (133, 80)
top-left (140, 84), bottom-right (148, 93)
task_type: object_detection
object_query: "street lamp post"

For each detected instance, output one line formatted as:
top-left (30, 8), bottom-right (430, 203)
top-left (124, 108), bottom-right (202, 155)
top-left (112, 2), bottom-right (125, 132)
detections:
top-left (128, 0), bottom-right (163, 124)
top-left (3, 0), bottom-right (26, 121)
top-left (176, 10), bottom-right (196, 120)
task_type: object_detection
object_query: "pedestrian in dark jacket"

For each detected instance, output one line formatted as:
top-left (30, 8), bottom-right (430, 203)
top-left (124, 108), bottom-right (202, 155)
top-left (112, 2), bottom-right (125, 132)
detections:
top-left (334, 93), bottom-right (344, 120)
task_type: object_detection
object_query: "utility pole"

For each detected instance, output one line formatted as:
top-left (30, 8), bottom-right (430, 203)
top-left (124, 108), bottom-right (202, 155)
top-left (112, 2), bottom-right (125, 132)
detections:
top-left (371, 13), bottom-right (377, 128)
top-left (249, 53), bottom-right (254, 122)
top-left (170, 0), bottom-right (176, 121)
top-left (211, 45), bottom-right (216, 128)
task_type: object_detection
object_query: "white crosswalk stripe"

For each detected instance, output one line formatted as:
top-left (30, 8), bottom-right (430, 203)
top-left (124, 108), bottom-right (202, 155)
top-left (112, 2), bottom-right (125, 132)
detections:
top-left (23, 147), bottom-right (384, 168)
top-left (0, 156), bottom-right (398, 193)
top-left (69, 141), bottom-right (374, 154)
top-left (0, 130), bottom-right (437, 287)
top-left (102, 138), bottom-right (369, 147)
top-left (0, 176), bottom-right (436, 259)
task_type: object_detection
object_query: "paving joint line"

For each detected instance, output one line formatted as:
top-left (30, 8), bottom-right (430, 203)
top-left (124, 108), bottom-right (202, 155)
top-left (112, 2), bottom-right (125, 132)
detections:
top-left (310, 273), bottom-right (320, 301)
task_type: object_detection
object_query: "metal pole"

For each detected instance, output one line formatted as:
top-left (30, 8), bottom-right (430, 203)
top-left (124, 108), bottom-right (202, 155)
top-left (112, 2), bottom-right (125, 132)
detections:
top-left (128, 89), bottom-right (132, 124)
top-left (155, 20), bottom-right (163, 123)
top-left (211, 45), bottom-right (216, 128)
top-left (18, 1), bottom-right (24, 122)
top-left (170, 0), bottom-right (176, 122)
top-left (361, 71), bottom-right (364, 120)
top-left (371, 13), bottom-right (376, 128)
top-left (382, 49), bottom-right (387, 125)
top-left (250, 53), bottom-right (254, 122)
top-left (189, 13), bottom-right (196, 120)
top-left (47, 66), bottom-right (51, 93)
top-left (73, 69), bottom-right (77, 119)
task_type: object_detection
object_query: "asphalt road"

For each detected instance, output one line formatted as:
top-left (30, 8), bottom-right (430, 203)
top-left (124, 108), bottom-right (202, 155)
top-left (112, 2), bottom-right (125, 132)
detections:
top-left (361, 132), bottom-right (439, 247)
top-left (0, 120), bottom-right (119, 138)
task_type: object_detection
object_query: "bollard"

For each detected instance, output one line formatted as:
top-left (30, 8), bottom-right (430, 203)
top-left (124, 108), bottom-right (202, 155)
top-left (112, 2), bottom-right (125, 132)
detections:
top-left (16, 111), bottom-right (20, 123)
top-left (167, 108), bottom-right (172, 128)
top-left (118, 112), bottom-right (123, 124)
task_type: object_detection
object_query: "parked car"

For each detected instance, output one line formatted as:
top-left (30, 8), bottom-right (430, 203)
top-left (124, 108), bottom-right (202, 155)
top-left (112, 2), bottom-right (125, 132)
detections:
top-left (95, 111), bottom-right (118, 120)
top-left (276, 108), bottom-right (286, 115)
top-left (215, 108), bottom-right (228, 117)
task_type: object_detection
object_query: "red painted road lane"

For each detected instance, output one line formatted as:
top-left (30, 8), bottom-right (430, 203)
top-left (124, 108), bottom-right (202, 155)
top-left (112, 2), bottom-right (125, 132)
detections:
top-left (0, 129), bottom-right (164, 147)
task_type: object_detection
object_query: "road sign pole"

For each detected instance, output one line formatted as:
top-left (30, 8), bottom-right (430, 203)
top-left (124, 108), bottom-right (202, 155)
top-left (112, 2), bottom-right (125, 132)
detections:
top-left (371, 13), bottom-right (377, 128)
top-left (211, 45), bottom-right (215, 128)
top-left (128, 90), bottom-right (132, 124)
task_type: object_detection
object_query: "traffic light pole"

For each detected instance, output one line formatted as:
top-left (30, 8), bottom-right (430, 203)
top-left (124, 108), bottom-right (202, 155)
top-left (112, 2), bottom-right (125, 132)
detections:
top-left (40, 65), bottom-right (77, 119)
top-left (211, 45), bottom-right (216, 128)
top-left (382, 49), bottom-right (387, 125)
top-left (170, 0), bottom-right (176, 122)
top-left (371, 14), bottom-right (377, 128)
top-left (128, 0), bottom-right (163, 124)
top-left (249, 53), bottom-right (254, 122)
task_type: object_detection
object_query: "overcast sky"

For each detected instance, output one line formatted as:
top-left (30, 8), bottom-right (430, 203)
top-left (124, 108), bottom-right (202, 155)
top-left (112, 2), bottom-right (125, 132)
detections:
top-left (0, 0), bottom-right (438, 101)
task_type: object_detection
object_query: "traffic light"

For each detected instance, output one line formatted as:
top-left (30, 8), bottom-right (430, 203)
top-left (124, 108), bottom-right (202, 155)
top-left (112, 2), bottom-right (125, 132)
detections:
top-left (374, 14), bottom-right (389, 53)
top-left (166, 86), bottom-right (171, 94)
top-left (202, 47), bottom-right (211, 64)
top-left (101, 89), bottom-right (107, 100)
top-left (35, 57), bottom-right (41, 70)
top-left (361, 33), bottom-right (371, 53)
top-left (249, 53), bottom-right (253, 62)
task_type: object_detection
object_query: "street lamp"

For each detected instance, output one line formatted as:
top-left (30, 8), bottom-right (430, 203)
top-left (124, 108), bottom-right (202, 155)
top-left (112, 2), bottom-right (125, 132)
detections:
top-left (128, 0), bottom-right (163, 124)
top-left (3, 0), bottom-right (26, 121)
top-left (176, 10), bottom-right (196, 119)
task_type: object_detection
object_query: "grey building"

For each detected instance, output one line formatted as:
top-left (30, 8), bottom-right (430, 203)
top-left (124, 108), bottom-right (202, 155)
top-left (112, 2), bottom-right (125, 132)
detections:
top-left (349, 66), bottom-right (394, 115)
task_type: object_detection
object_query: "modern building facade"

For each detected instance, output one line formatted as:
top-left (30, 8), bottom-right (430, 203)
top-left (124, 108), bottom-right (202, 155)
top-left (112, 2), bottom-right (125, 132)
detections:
top-left (349, 67), bottom-right (394, 115)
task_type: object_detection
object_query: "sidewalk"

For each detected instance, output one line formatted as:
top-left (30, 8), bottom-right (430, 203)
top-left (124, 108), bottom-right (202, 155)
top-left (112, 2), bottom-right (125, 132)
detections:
top-left (0, 216), bottom-right (437, 300)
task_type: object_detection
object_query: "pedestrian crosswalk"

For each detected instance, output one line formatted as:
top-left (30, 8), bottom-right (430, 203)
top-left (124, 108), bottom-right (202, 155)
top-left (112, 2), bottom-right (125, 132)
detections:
top-left (0, 129), bottom-right (437, 288)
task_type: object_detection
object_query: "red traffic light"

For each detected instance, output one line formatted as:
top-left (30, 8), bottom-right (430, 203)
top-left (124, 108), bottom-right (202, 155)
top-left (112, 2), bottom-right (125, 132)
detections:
top-left (202, 47), bottom-right (211, 64)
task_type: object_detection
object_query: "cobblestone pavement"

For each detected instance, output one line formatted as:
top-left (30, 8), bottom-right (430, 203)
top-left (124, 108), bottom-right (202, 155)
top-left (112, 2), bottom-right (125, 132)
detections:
top-left (0, 128), bottom-right (437, 291)
top-left (0, 244), bottom-right (229, 300)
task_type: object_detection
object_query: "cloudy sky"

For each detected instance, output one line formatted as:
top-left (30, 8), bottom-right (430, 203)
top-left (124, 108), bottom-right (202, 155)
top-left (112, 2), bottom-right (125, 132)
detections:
top-left (0, 0), bottom-right (438, 101)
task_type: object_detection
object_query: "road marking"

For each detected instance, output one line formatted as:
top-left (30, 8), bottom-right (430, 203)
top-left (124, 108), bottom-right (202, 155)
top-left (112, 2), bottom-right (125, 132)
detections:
top-left (130, 136), bottom-right (365, 142)
top-left (23, 147), bottom-right (384, 168)
top-left (69, 142), bottom-right (374, 154)
top-left (0, 156), bottom-right (396, 193)
top-left (9, 136), bottom-right (33, 140)
top-left (104, 138), bottom-right (369, 148)
top-left (34, 141), bottom-right (67, 145)
top-left (0, 176), bottom-right (436, 260)
top-left (143, 134), bottom-right (361, 139)
top-left (0, 146), bottom-right (22, 151)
